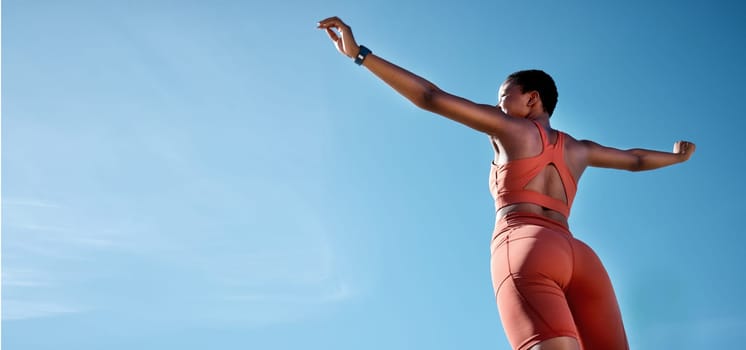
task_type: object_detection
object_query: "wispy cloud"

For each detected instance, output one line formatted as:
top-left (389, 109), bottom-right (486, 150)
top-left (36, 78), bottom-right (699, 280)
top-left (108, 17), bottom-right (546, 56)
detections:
top-left (2, 300), bottom-right (82, 320)
top-left (2, 118), bottom-right (356, 326)
top-left (3, 190), bottom-right (358, 326)
top-left (2, 267), bottom-right (53, 288)
top-left (10, 223), bottom-right (119, 248)
top-left (2, 198), bottom-right (62, 209)
top-left (2, 197), bottom-right (127, 320)
top-left (3, 265), bottom-right (80, 321)
top-left (3, 198), bottom-right (129, 252)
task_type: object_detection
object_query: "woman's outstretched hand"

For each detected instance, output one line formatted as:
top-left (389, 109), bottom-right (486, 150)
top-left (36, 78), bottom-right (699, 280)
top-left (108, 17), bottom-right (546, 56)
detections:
top-left (317, 17), bottom-right (360, 59)
top-left (673, 141), bottom-right (696, 162)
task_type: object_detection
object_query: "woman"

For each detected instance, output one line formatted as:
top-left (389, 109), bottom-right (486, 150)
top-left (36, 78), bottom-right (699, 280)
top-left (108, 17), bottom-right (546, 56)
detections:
top-left (317, 16), bottom-right (695, 350)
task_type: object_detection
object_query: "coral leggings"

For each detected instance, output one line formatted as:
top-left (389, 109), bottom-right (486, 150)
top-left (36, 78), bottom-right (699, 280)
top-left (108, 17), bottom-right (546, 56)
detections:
top-left (490, 213), bottom-right (629, 350)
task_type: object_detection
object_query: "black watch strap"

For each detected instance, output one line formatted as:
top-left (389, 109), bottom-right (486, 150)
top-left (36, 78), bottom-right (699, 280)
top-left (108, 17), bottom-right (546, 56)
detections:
top-left (354, 45), bottom-right (372, 65)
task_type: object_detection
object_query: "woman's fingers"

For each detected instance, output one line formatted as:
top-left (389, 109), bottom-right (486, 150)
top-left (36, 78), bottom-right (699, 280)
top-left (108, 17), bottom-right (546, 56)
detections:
top-left (325, 28), bottom-right (339, 42)
top-left (674, 141), bottom-right (696, 161)
top-left (318, 17), bottom-right (344, 44)
top-left (684, 141), bottom-right (696, 154)
top-left (318, 17), bottom-right (352, 38)
top-left (317, 16), bottom-right (347, 29)
top-left (674, 141), bottom-right (684, 153)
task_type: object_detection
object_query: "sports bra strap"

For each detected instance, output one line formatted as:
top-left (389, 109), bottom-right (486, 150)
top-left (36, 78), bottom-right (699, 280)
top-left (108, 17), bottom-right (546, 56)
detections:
top-left (490, 121), bottom-right (578, 217)
top-left (533, 120), bottom-right (548, 146)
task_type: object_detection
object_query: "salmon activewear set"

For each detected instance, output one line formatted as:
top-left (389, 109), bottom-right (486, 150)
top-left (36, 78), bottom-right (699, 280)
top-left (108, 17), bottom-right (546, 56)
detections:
top-left (488, 121), bottom-right (629, 350)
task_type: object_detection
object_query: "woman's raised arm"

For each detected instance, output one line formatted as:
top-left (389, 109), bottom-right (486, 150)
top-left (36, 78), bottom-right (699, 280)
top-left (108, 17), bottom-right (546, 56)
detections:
top-left (317, 16), bottom-right (519, 137)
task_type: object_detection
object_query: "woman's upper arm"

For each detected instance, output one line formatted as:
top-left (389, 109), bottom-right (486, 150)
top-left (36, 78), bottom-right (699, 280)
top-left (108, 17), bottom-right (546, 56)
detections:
top-left (422, 88), bottom-right (520, 136)
top-left (583, 140), bottom-right (640, 171)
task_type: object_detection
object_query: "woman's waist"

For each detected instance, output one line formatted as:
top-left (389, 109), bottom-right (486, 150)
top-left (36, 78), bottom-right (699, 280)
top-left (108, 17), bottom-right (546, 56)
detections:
top-left (494, 205), bottom-right (571, 235)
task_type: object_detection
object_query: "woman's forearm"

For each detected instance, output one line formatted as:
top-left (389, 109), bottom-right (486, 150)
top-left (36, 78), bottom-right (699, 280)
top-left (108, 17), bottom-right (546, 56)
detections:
top-left (629, 148), bottom-right (686, 171)
top-left (361, 53), bottom-right (440, 110)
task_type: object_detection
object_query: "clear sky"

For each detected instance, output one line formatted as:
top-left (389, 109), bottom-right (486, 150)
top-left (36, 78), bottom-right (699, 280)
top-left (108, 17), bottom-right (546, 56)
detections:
top-left (3, 0), bottom-right (745, 349)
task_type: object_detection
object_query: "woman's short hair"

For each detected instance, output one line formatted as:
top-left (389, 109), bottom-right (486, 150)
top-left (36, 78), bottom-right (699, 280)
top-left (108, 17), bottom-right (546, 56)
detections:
top-left (506, 70), bottom-right (558, 116)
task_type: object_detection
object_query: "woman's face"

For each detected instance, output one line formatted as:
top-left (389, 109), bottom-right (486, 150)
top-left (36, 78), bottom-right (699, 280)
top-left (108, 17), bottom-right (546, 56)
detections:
top-left (497, 81), bottom-right (530, 118)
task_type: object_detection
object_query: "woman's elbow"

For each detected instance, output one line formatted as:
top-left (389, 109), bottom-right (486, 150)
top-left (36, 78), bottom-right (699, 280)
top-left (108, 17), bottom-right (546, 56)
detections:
top-left (414, 86), bottom-right (440, 111)
top-left (623, 157), bottom-right (644, 172)
top-left (624, 150), bottom-right (646, 172)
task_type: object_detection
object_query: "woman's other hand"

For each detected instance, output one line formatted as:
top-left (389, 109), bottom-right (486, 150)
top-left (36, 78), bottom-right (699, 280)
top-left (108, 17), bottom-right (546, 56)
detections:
top-left (673, 141), bottom-right (696, 162)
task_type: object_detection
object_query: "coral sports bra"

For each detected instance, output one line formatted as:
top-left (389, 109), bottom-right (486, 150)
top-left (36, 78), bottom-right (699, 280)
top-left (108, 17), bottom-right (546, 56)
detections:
top-left (489, 121), bottom-right (578, 218)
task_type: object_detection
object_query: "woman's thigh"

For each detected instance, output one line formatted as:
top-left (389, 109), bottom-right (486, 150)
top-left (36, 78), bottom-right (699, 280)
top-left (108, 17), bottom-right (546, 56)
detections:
top-left (491, 225), bottom-right (579, 350)
top-left (565, 239), bottom-right (629, 350)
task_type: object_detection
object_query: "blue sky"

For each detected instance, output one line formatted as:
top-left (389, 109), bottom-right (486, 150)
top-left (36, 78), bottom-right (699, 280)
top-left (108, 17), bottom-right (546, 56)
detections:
top-left (2, 0), bottom-right (745, 349)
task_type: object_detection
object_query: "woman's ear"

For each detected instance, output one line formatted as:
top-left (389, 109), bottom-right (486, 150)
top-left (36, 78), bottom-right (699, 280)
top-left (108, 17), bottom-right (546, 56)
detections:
top-left (527, 91), bottom-right (540, 107)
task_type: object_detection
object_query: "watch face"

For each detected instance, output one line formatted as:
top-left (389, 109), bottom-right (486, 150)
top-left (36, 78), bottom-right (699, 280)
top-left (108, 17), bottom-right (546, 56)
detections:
top-left (355, 46), bottom-right (371, 65)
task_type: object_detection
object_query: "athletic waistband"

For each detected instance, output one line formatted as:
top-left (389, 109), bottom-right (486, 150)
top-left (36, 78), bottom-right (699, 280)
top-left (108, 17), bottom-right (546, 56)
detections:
top-left (495, 212), bottom-right (572, 237)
